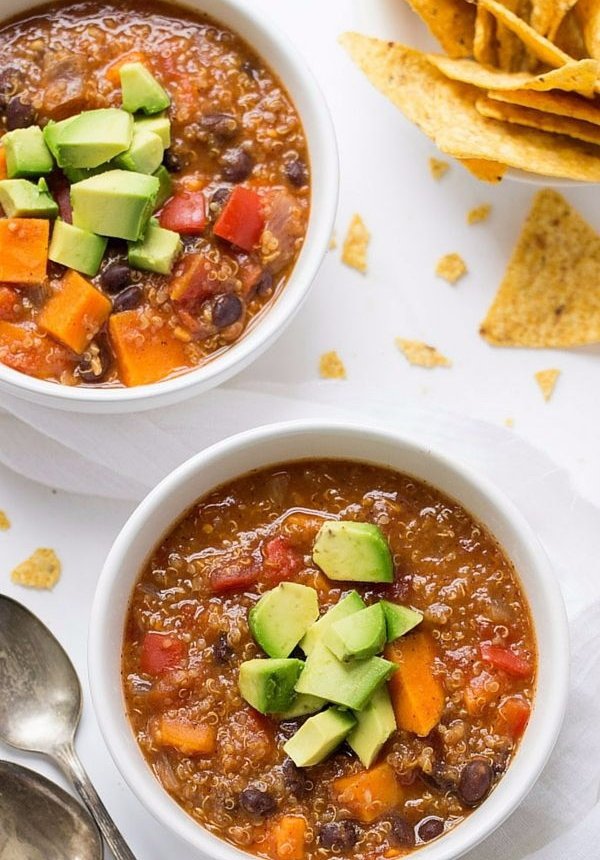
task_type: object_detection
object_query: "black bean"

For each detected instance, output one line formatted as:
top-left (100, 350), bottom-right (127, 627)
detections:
top-left (211, 186), bottom-right (231, 207)
top-left (101, 262), bottom-right (131, 295)
top-left (77, 336), bottom-right (112, 384)
top-left (6, 97), bottom-right (36, 130)
top-left (212, 293), bottom-right (243, 328)
top-left (200, 112), bottom-right (238, 140)
top-left (318, 821), bottom-right (358, 851)
top-left (284, 159), bottom-right (308, 188)
top-left (388, 814), bottom-right (415, 848)
top-left (417, 817), bottom-right (444, 843)
top-left (281, 758), bottom-right (309, 798)
top-left (255, 270), bottom-right (274, 297)
top-left (163, 149), bottom-right (183, 173)
top-left (213, 632), bottom-right (233, 664)
top-left (418, 763), bottom-right (455, 794)
top-left (0, 68), bottom-right (20, 109)
top-left (239, 786), bottom-right (276, 816)
top-left (220, 148), bottom-right (253, 183)
top-left (112, 285), bottom-right (143, 314)
top-left (457, 759), bottom-right (493, 807)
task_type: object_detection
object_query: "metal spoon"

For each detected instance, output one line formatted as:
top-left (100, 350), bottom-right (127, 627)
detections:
top-left (0, 759), bottom-right (103, 860)
top-left (0, 595), bottom-right (137, 860)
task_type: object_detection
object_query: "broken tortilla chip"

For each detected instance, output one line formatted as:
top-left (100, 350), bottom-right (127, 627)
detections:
top-left (555, 9), bottom-right (588, 59)
top-left (0, 511), bottom-right (10, 531)
top-left (403, 0), bottom-right (475, 58)
top-left (576, 0), bottom-right (600, 60)
top-left (460, 158), bottom-right (507, 182)
top-left (476, 96), bottom-right (600, 145)
top-left (532, 0), bottom-right (579, 40)
top-left (474, 6), bottom-right (497, 65)
top-left (11, 547), bottom-right (61, 590)
top-left (467, 204), bottom-right (492, 224)
top-left (396, 338), bottom-right (451, 368)
top-left (319, 351), bottom-right (346, 379)
top-left (429, 157), bottom-right (450, 179)
top-left (535, 368), bottom-right (560, 400)
top-left (497, 0), bottom-right (527, 71)
top-left (436, 252), bottom-right (468, 283)
top-left (478, 0), bottom-right (572, 66)
top-left (481, 190), bottom-right (600, 347)
top-left (341, 214), bottom-right (370, 273)
top-left (340, 34), bottom-right (600, 181)
top-left (488, 88), bottom-right (600, 126)
top-left (426, 55), bottom-right (599, 98)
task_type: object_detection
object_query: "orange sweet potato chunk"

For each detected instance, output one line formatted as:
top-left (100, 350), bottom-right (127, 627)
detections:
top-left (109, 310), bottom-right (187, 386)
top-left (332, 763), bottom-right (402, 823)
top-left (268, 816), bottom-right (307, 860)
top-left (157, 717), bottom-right (217, 756)
top-left (0, 219), bottom-right (49, 285)
top-left (105, 51), bottom-right (149, 84)
top-left (39, 270), bottom-right (112, 354)
top-left (385, 632), bottom-right (445, 737)
top-left (0, 148), bottom-right (7, 181)
top-left (0, 321), bottom-right (73, 380)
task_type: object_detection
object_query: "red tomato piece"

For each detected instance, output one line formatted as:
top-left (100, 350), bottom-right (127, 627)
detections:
top-left (262, 536), bottom-right (303, 584)
top-left (160, 192), bottom-right (206, 235)
top-left (497, 695), bottom-right (531, 739)
top-left (210, 562), bottom-right (259, 594)
top-left (140, 632), bottom-right (186, 675)
top-left (480, 644), bottom-right (532, 678)
top-left (214, 186), bottom-right (264, 252)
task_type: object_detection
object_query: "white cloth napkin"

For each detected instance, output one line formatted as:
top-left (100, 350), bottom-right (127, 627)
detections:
top-left (0, 382), bottom-right (599, 857)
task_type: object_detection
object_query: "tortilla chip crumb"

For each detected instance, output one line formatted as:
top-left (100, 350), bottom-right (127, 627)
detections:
top-left (329, 232), bottom-right (337, 251)
top-left (429, 157), bottom-right (450, 180)
top-left (467, 204), bottom-right (491, 225)
top-left (0, 511), bottom-right (10, 531)
top-left (505, 417), bottom-right (515, 428)
top-left (535, 368), bottom-right (560, 401)
top-left (341, 214), bottom-right (370, 273)
top-left (436, 252), bottom-right (467, 284)
top-left (319, 351), bottom-right (347, 379)
top-left (11, 548), bottom-right (61, 590)
top-left (395, 338), bottom-right (452, 368)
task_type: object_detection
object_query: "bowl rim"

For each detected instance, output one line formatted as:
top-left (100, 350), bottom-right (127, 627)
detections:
top-left (0, 0), bottom-right (339, 411)
top-left (89, 419), bottom-right (569, 860)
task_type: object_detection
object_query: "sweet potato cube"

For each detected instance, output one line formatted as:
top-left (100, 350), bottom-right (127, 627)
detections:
top-left (331, 763), bottom-right (402, 823)
top-left (109, 310), bottom-right (187, 386)
top-left (385, 632), bottom-right (445, 736)
top-left (157, 717), bottom-right (217, 756)
top-left (0, 218), bottom-right (49, 284)
top-left (268, 816), bottom-right (307, 860)
top-left (39, 270), bottom-right (112, 354)
top-left (0, 148), bottom-right (7, 181)
top-left (0, 321), bottom-right (73, 380)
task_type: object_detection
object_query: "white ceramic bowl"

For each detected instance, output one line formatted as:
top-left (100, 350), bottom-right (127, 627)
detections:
top-left (90, 420), bottom-right (569, 860)
top-left (0, 0), bottom-right (338, 413)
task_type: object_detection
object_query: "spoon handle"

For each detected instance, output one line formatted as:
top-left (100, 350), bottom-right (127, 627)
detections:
top-left (54, 742), bottom-right (137, 860)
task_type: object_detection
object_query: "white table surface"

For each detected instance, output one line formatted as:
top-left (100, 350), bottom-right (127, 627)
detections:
top-left (1, 1), bottom-right (599, 858)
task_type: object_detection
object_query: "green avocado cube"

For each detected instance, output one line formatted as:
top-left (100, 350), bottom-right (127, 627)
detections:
top-left (300, 590), bottom-right (366, 656)
top-left (120, 62), bottom-right (170, 115)
top-left (274, 693), bottom-right (326, 720)
top-left (153, 165), bottom-right (173, 210)
top-left (0, 178), bottom-right (58, 218)
top-left (284, 708), bottom-right (356, 767)
top-left (249, 582), bottom-right (319, 658)
top-left (295, 641), bottom-right (396, 711)
top-left (128, 221), bottom-right (182, 275)
top-left (135, 113), bottom-right (171, 148)
top-left (71, 169), bottom-right (159, 241)
top-left (348, 684), bottom-right (397, 768)
top-left (313, 521), bottom-right (393, 583)
top-left (238, 658), bottom-right (304, 714)
top-left (51, 109), bottom-right (133, 169)
top-left (114, 129), bottom-right (164, 175)
top-left (324, 603), bottom-right (386, 662)
top-left (49, 220), bottom-right (108, 277)
top-left (381, 601), bottom-right (423, 642)
top-left (4, 127), bottom-right (54, 178)
top-left (62, 163), bottom-right (107, 184)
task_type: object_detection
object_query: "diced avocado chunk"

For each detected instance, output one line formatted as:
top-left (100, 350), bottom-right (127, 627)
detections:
top-left (324, 603), bottom-right (386, 662)
top-left (120, 62), bottom-right (171, 115)
top-left (153, 165), bottom-right (173, 210)
top-left (114, 129), bottom-right (164, 175)
top-left (62, 164), bottom-right (107, 184)
top-left (238, 658), bottom-right (304, 714)
top-left (71, 169), bottom-right (159, 241)
top-left (295, 642), bottom-right (396, 711)
top-left (300, 590), bottom-right (365, 656)
top-left (128, 219), bottom-right (182, 275)
top-left (49, 220), bottom-right (108, 277)
top-left (249, 583), bottom-right (319, 658)
top-left (381, 601), bottom-right (423, 642)
top-left (283, 708), bottom-right (356, 767)
top-left (347, 685), bottom-right (397, 768)
top-left (51, 109), bottom-right (133, 169)
top-left (0, 178), bottom-right (58, 218)
top-left (274, 693), bottom-right (326, 720)
top-left (4, 127), bottom-right (54, 178)
top-left (135, 113), bottom-right (171, 148)
top-left (313, 521), bottom-right (393, 583)
top-left (44, 119), bottom-right (74, 161)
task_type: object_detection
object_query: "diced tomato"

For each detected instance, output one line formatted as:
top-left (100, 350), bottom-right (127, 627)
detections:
top-left (210, 562), bottom-right (259, 594)
top-left (480, 644), bottom-right (532, 678)
top-left (497, 695), bottom-right (531, 739)
top-left (105, 51), bottom-right (149, 85)
top-left (159, 192), bottom-right (206, 235)
top-left (239, 259), bottom-right (264, 297)
top-left (169, 254), bottom-right (220, 306)
top-left (214, 186), bottom-right (264, 252)
top-left (140, 631), bottom-right (186, 675)
top-left (0, 287), bottom-right (20, 322)
top-left (262, 536), bottom-right (303, 584)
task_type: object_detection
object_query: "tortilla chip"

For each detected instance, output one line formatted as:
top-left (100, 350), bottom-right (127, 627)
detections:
top-left (460, 158), bottom-right (507, 182)
top-left (396, 338), bottom-right (451, 368)
top-left (474, 6), bottom-right (497, 65)
top-left (532, 0), bottom-right (578, 40)
top-left (403, 0), bottom-right (475, 58)
top-left (488, 88), bottom-right (600, 126)
top-left (476, 96), bottom-right (600, 144)
top-left (576, 0), bottom-right (600, 60)
top-left (11, 547), bottom-right (61, 590)
top-left (478, 0), bottom-right (572, 66)
top-left (0, 511), bottom-right (10, 531)
top-left (319, 351), bottom-right (346, 379)
top-left (535, 368), bottom-right (560, 400)
top-left (426, 55), bottom-right (599, 98)
top-left (341, 214), bottom-right (370, 273)
top-left (340, 34), bottom-right (600, 181)
top-left (481, 190), bottom-right (600, 347)
top-left (436, 252), bottom-right (468, 283)
top-left (497, 0), bottom-right (527, 71)
top-left (467, 204), bottom-right (492, 224)
top-left (429, 157), bottom-right (450, 179)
